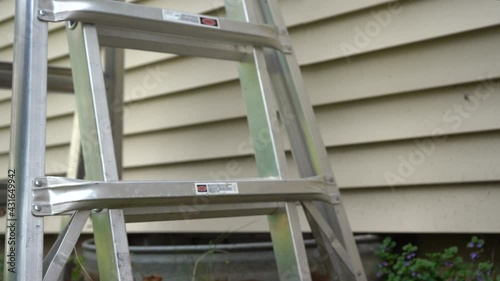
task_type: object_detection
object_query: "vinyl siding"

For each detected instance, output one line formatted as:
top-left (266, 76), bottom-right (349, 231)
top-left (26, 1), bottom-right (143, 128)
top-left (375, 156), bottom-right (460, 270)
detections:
top-left (0, 0), bottom-right (499, 233)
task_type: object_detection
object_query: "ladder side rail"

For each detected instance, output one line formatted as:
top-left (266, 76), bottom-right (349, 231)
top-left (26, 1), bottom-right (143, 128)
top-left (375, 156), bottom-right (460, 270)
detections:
top-left (226, 1), bottom-right (312, 280)
top-left (5, 0), bottom-right (48, 280)
top-left (256, 0), bottom-right (367, 280)
top-left (66, 22), bottom-right (133, 281)
top-left (103, 46), bottom-right (124, 179)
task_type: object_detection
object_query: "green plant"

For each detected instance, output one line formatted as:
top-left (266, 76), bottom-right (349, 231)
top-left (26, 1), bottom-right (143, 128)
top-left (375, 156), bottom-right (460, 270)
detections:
top-left (375, 237), bottom-right (499, 281)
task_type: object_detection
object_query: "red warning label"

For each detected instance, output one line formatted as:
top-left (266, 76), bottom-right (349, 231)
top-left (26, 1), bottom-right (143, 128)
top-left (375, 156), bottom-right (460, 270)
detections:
top-left (200, 17), bottom-right (219, 27)
top-left (163, 10), bottom-right (220, 29)
top-left (195, 183), bottom-right (239, 195)
top-left (196, 184), bottom-right (208, 193)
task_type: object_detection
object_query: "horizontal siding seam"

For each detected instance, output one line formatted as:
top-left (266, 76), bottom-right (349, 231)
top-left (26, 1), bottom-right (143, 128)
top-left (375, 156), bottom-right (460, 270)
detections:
top-left (308, 23), bottom-right (500, 68)
top-left (340, 179), bottom-right (500, 190)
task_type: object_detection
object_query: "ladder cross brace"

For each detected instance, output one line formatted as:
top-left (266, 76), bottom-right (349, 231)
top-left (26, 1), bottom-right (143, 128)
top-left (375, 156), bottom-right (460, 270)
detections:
top-left (31, 176), bottom-right (337, 216)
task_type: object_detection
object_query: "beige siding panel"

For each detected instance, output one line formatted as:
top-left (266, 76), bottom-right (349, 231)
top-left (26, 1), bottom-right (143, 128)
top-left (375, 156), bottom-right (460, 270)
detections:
top-left (43, 115), bottom-right (74, 147)
top-left (0, 89), bottom-right (10, 101)
top-left (47, 28), bottom-right (70, 61)
top-left (0, 115), bottom-right (73, 154)
top-left (0, 127), bottom-right (8, 153)
top-left (343, 183), bottom-right (500, 233)
top-left (279, 0), bottom-right (394, 26)
top-left (123, 57), bottom-right (237, 101)
top-left (0, 19), bottom-right (15, 49)
top-left (123, 156), bottom-right (258, 180)
top-left (317, 81), bottom-right (500, 146)
top-left (0, 119), bottom-right (73, 154)
top-left (292, 0), bottom-right (500, 65)
top-left (123, 118), bottom-right (250, 167)
top-left (0, 94), bottom-right (75, 127)
top-left (0, 100), bottom-right (10, 126)
top-left (0, 25), bottom-right (70, 62)
top-left (45, 94), bottom-right (75, 117)
top-left (44, 145), bottom-right (71, 175)
top-left (0, 20), bottom-right (65, 49)
top-left (48, 57), bottom-right (71, 67)
top-left (0, 145), bottom-right (69, 175)
top-left (306, 26), bottom-right (500, 105)
top-left (0, 216), bottom-right (64, 234)
top-left (0, 0), bottom-right (15, 22)
top-left (124, 81), bottom-right (244, 134)
top-left (330, 132), bottom-right (500, 188)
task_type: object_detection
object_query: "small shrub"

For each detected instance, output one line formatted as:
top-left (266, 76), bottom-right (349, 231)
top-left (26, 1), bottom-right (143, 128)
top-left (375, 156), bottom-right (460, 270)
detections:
top-left (375, 236), bottom-right (500, 281)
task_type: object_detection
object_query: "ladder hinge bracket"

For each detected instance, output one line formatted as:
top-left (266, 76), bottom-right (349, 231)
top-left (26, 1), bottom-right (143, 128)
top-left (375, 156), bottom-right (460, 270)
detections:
top-left (279, 33), bottom-right (293, 54)
top-left (329, 193), bottom-right (341, 204)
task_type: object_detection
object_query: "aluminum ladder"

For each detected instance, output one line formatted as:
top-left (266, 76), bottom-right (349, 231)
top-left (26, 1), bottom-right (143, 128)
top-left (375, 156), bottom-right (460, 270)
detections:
top-left (6, 0), bottom-right (367, 280)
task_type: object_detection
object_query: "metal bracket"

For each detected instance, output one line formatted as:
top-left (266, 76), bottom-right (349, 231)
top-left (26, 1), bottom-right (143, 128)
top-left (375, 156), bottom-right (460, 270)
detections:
top-left (32, 176), bottom-right (331, 216)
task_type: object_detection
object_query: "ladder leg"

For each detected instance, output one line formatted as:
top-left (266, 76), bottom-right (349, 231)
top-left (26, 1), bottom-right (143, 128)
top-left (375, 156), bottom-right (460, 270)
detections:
top-left (255, 1), bottom-right (367, 280)
top-left (43, 211), bottom-right (91, 281)
top-left (66, 22), bottom-right (133, 281)
top-left (303, 202), bottom-right (356, 279)
top-left (103, 45), bottom-right (124, 179)
top-left (227, 2), bottom-right (312, 280)
top-left (5, 0), bottom-right (48, 280)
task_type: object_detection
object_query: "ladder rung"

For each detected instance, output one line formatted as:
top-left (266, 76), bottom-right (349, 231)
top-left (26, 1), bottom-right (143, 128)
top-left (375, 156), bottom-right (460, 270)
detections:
top-left (124, 202), bottom-right (284, 223)
top-left (97, 25), bottom-right (252, 61)
top-left (32, 176), bottom-right (336, 215)
top-left (0, 62), bottom-right (73, 92)
top-left (38, 0), bottom-right (287, 56)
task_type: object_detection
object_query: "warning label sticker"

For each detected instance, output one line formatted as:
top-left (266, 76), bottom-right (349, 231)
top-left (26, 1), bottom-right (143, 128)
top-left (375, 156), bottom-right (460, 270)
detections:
top-left (162, 10), bottom-right (220, 28)
top-left (195, 183), bottom-right (239, 195)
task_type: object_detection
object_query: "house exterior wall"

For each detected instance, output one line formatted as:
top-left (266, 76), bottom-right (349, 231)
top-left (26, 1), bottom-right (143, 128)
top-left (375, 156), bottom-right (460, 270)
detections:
top-left (0, 0), bottom-right (499, 233)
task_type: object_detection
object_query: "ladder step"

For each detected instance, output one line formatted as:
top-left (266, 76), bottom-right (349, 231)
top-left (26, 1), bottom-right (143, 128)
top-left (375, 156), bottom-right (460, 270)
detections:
top-left (38, 0), bottom-right (288, 60)
top-left (123, 202), bottom-right (284, 223)
top-left (31, 176), bottom-right (337, 216)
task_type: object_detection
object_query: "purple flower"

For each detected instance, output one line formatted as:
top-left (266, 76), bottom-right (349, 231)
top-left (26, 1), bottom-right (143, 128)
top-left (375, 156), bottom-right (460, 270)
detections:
top-left (406, 253), bottom-right (416, 260)
top-left (378, 261), bottom-right (388, 268)
top-left (405, 261), bottom-right (410, 267)
top-left (477, 243), bottom-right (483, 249)
top-left (443, 261), bottom-right (454, 267)
top-left (412, 272), bottom-right (417, 277)
top-left (376, 271), bottom-right (382, 278)
top-left (467, 242), bottom-right (475, 248)
top-left (470, 252), bottom-right (480, 261)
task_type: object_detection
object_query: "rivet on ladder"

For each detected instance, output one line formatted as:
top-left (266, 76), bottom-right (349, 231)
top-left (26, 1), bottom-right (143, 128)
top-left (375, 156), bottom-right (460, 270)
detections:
top-left (67, 21), bottom-right (78, 30)
top-left (34, 179), bottom-right (43, 187)
top-left (326, 176), bottom-right (335, 184)
top-left (38, 10), bottom-right (46, 16)
top-left (33, 205), bottom-right (42, 212)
